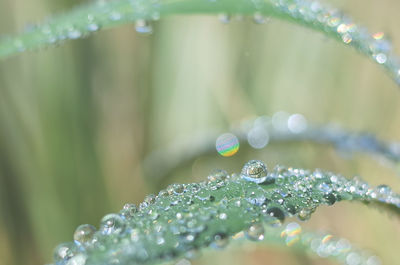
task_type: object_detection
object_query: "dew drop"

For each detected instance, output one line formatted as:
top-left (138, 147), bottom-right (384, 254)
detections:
top-left (265, 206), bottom-right (285, 225)
top-left (317, 182), bottom-right (332, 194)
top-left (375, 53), bottom-right (387, 64)
top-left (247, 126), bottom-right (269, 149)
top-left (253, 12), bottom-right (268, 24)
top-left (195, 190), bottom-right (211, 201)
top-left (245, 223), bottom-right (265, 241)
top-left (135, 19), bottom-right (153, 34)
top-left (216, 133), bottom-right (240, 157)
top-left (167, 183), bottom-right (185, 195)
top-left (366, 256), bottom-right (381, 265)
top-left (158, 189), bottom-right (169, 197)
top-left (297, 208), bottom-right (312, 221)
top-left (210, 233), bottom-right (229, 249)
top-left (120, 203), bottom-right (137, 219)
top-left (241, 160), bottom-right (269, 184)
top-left (109, 12), bottom-right (122, 21)
top-left (73, 224), bottom-right (96, 246)
top-left (219, 213), bottom-right (228, 220)
top-left (53, 242), bottom-right (77, 262)
top-left (342, 33), bottom-right (352, 44)
top-left (207, 169), bottom-right (228, 182)
top-left (287, 114), bottom-right (307, 133)
top-left (67, 29), bottom-right (82, 39)
top-left (100, 214), bottom-right (125, 235)
top-left (65, 253), bottom-right (87, 265)
top-left (144, 194), bottom-right (157, 205)
top-left (218, 13), bottom-right (231, 24)
top-left (87, 23), bottom-right (100, 32)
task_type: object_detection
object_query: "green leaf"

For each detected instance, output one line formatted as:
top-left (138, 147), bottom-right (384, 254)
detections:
top-left (52, 160), bottom-right (399, 265)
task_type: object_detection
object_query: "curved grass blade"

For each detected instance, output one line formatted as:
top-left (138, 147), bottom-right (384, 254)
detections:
top-left (0, 0), bottom-right (399, 85)
top-left (51, 160), bottom-right (399, 265)
top-left (143, 113), bottom-right (400, 183)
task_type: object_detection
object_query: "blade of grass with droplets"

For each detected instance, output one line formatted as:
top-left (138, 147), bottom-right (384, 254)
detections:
top-left (0, 0), bottom-right (399, 85)
top-left (51, 160), bottom-right (399, 265)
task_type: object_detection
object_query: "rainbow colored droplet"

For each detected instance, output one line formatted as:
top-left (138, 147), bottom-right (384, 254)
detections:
top-left (216, 133), bottom-right (240, 157)
top-left (281, 222), bottom-right (302, 246)
top-left (372, 32), bottom-right (384, 40)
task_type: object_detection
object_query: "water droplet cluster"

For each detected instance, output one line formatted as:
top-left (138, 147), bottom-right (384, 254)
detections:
top-left (50, 160), bottom-right (399, 265)
top-left (0, 0), bottom-right (161, 57)
top-left (2, 0), bottom-right (400, 86)
top-left (261, 0), bottom-right (400, 84)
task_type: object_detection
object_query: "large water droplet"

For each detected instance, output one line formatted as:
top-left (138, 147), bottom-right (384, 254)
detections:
top-left (100, 214), bottom-right (125, 235)
top-left (241, 160), bottom-right (269, 184)
top-left (245, 223), bottom-right (265, 241)
top-left (73, 224), bottom-right (96, 246)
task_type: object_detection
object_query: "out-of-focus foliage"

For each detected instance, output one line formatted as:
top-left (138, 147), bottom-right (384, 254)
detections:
top-left (0, 0), bottom-right (400, 265)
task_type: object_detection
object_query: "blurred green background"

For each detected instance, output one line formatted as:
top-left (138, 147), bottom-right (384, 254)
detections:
top-left (0, 0), bottom-right (400, 264)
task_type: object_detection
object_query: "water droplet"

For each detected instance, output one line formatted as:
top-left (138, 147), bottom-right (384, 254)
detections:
top-left (323, 193), bottom-right (336, 205)
top-left (167, 183), bottom-right (185, 195)
top-left (241, 160), bottom-right (269, 184)
top-left (372, 32), bottom-right (384, 40)
top-left (366, 256), bottom-right (381, 265)
top-left (100, 214), bottom-right (125, 235)
top-left (208, 169), bottom-right (228, 182)
top-left (281, 222), bottom-right (302, 246)
top-left (135, 19), bottom-right (153, 34)
top-left (53, 242), bottom-right (77, 262)
top-left (265, 207), bottom-right (285, 225)
top-left (144, 194), bottom-right (157, 205)
top-left (247, 126), bottom-right (269, 149)
top-left (245, 223), bottom-right (265, 241)
top-left (253, 12), bottom-right (268, 24)
top-left (73, 224), bottom-right (96, 246)
top-left (195, 190), bottom-right (211, 201)
top-left (375, 53), bottom-right (387, 64)
top-left (67, 29), bottom-right (82, 39)
top-left (210, 233), bottom-right (228, 249)
top-left (65, 253), bottom-right (87, 265)
top-left (109, 12), bottom-right (122, 21)
top-left (297, 208), bottom-right (312, 221)
top-left (317, 182), bottom-right (332, 194)
top-left (342, 33), bottom-right (352, 44)
top-left (120, 203), bottom-right (137, 219)
top-left (218, 13), bottom-right (231, 24)
top-left (287, 114), bottom-right (307, 133)
top-left (216, 133), bottom-right (240, 157)
top-left (346, 252), bottom-right (361, 265)
top-left (272, 111), bottom-right (290, 132)
top-left (87, 23), bottom-right (100, 32)
top-left (219, 213), bottom-right (228, 220)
